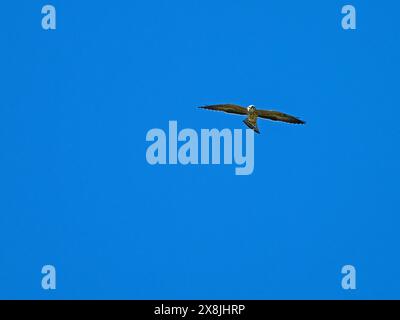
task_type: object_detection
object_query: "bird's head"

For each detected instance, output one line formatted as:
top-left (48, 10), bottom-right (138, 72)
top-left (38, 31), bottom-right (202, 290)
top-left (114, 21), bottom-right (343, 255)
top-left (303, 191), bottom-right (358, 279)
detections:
top-left (247, 105), bottom-right (256, 112)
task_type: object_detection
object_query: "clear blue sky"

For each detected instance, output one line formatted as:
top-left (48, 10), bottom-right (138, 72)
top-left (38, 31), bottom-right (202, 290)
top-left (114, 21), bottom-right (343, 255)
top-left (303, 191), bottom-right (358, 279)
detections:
top-left (0, 0), bottom-right (399, 299)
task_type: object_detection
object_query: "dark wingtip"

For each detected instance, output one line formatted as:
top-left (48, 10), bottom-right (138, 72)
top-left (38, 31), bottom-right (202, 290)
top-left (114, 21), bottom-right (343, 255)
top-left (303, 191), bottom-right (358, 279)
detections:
top-left (293, 118), bottom-right (306, 125)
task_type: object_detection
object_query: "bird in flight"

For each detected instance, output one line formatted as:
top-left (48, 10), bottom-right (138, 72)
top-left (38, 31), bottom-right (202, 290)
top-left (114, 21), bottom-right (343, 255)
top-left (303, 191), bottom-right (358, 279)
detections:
top-left (199, 104), bottom-right (305, 134)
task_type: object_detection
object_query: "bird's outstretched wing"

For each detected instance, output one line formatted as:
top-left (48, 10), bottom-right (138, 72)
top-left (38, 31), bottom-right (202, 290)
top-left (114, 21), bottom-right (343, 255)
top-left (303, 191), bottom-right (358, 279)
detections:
top-left (199, 104), bottom-right (248, 116)
top-left (256, 110), bottom-right (305, 124)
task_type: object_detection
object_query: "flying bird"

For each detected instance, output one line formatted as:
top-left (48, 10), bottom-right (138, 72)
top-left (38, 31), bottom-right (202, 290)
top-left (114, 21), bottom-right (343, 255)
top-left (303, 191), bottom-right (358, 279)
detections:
top-left (199, 104), bottom-right (305, 134)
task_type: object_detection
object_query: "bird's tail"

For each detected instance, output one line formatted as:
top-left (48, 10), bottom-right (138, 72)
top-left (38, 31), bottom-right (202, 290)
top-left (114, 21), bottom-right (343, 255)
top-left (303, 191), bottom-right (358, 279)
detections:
top-left (243, 118), bottom-right (260, 134)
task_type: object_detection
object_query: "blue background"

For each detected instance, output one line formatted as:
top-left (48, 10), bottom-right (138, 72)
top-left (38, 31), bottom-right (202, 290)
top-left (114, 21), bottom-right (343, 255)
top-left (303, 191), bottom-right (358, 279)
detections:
top-left (1, 0), bottom-right (399, 299)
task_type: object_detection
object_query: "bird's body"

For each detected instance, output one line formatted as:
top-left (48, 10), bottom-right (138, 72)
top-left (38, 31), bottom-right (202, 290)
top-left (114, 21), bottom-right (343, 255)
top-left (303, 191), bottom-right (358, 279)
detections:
top-left (199, 104), bottom-right (305, 134)
top-left (243, 106), bottom-right (260, 133)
